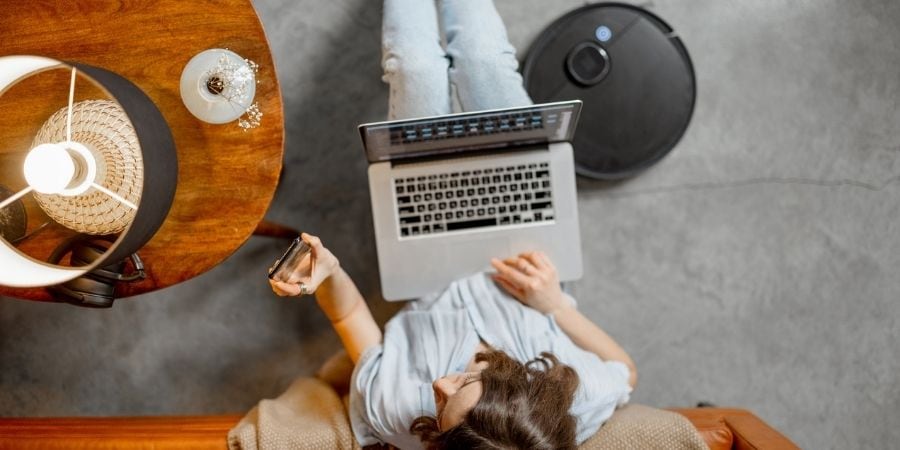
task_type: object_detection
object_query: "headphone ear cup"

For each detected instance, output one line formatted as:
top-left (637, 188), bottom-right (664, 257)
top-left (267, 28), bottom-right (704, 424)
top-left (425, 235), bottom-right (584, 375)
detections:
top-left (47, 236), bottom-right (120, 308)
top-left (49, 276), bottom-right (116, 308)
top-left (69, 239), bottom-right (126, 280)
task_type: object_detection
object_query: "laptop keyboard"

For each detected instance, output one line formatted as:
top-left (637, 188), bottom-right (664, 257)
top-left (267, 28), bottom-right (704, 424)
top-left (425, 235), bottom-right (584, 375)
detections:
top-left (394, 162), bottom-right (555, 237)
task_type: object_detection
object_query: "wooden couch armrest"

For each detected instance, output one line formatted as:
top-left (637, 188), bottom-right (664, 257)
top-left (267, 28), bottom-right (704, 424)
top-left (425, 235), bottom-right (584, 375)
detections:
top-left (723, 411), bottom-right (799, 450)
top-left (670, 408), bottom-right (799, 450)
top-left (0, 415), bottom-right (241, 450)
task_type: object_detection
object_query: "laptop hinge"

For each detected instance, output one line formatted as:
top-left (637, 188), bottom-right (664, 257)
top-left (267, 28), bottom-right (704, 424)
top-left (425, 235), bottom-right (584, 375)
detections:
top-left (388, 143), bottom-right (550, 167)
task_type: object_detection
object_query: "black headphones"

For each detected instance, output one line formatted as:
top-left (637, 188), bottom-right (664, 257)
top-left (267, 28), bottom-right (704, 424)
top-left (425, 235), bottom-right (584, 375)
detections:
top-left (46, 235), bottom-right (145, 308)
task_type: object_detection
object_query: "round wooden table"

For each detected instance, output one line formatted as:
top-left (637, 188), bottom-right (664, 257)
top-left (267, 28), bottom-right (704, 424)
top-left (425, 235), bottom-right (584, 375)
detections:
top-left (0, 0), bottom-right (284, 301)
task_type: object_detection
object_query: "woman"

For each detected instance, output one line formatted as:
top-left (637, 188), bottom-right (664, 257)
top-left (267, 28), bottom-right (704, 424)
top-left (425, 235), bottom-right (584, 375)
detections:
top-left (270, 1), bottom-right (636, 447)
top-left (270, 235), bottom-right (636, 449)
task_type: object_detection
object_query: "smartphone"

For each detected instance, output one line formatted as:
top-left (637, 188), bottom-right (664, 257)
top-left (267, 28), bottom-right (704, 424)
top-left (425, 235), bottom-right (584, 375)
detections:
top-left (267, 237), bottom-right (312, 282)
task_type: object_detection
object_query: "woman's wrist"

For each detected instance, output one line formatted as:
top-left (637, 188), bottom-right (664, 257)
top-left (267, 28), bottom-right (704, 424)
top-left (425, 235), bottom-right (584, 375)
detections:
top-left (544, 294), bottom-right (574, 317)
top-left (315, 267), bottom-right (357, 321)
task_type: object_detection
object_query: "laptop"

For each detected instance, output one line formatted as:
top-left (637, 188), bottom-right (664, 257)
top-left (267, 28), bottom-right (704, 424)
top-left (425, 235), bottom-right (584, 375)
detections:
top-left (360, 100), bottom-right (584, 300)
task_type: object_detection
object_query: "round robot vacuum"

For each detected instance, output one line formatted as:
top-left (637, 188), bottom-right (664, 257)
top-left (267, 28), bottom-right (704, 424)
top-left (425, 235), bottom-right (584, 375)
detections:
top-left (523, 3), bottom-right (696, 179)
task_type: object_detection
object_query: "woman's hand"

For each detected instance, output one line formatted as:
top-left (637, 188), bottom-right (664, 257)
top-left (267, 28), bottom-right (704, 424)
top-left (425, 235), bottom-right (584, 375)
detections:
top-left (269, 233), bottom-right (340, 297)
top-left (490, 251), bottom-right (569, 315)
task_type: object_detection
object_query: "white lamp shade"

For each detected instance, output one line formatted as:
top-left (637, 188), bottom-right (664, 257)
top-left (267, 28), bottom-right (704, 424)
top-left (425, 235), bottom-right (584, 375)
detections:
top-left (0, 56), bottom-right (84, 287)
top-left (0, 244), bottom-right (88, 287)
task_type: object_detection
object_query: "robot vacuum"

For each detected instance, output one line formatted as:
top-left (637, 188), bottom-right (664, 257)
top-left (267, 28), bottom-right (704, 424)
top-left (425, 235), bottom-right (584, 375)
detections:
top-left (523, 3), bottom-right (696, 179)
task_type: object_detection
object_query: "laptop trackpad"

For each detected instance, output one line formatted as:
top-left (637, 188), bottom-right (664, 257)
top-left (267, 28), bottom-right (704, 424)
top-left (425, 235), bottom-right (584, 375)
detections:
top-left (446, 236), bottom-right (512, 273)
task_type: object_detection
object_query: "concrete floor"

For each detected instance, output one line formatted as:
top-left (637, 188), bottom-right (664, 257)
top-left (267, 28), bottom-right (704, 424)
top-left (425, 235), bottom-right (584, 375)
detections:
top-left (2, 0), bottom-right (899, 448)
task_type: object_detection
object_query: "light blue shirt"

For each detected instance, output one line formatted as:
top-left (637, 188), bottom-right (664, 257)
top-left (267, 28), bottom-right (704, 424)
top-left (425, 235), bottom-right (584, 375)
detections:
top-left (349, 273), bottom-right (632, 449)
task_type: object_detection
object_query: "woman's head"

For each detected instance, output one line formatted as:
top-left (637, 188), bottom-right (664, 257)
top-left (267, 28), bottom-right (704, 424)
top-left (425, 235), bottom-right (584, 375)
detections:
top-left (411, 350), bottom-right (579, 450)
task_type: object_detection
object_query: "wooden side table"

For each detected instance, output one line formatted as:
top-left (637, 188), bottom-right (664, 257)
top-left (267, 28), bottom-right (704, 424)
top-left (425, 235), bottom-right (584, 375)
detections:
top-left (0, 0), bottom-right (284, 301)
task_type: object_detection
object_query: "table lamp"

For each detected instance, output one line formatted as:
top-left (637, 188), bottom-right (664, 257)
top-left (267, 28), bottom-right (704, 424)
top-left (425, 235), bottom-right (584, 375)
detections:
top-left (0, 55), bottom-right (177, 305)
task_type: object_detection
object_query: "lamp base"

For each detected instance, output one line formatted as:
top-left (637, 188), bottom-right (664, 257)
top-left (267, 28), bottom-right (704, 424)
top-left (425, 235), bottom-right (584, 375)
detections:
top-left (0, 185), bottom-right (26, 243)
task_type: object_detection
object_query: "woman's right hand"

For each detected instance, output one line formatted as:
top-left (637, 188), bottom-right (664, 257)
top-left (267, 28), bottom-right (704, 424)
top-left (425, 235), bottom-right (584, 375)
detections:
top-left (269, 233), bottom-right (340, 297)
top-left (490, 251), bottom-right (569, 315)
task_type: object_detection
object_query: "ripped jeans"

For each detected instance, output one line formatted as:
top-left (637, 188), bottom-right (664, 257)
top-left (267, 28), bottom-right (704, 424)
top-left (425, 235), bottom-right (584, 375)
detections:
top-left (382, 0), bottom-right (533, 120)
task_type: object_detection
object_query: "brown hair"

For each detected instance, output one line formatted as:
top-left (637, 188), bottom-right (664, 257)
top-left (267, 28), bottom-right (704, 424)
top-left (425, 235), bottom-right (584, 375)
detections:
top-left (410, 349), bottom-right (579, 450)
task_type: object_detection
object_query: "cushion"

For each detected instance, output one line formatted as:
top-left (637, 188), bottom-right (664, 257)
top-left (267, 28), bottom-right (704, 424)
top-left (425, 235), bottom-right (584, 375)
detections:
top-left (579, 404), bottom-right (709, 450)
top-left (228, 377), bottom-right (360, 450)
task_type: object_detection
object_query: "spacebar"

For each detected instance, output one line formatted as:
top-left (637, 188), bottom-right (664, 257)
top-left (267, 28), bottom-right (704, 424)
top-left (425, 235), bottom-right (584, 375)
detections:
top-left (446, 218), bottom-right (497, 231)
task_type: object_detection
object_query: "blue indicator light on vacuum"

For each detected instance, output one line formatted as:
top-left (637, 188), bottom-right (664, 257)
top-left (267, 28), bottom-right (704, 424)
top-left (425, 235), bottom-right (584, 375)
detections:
top-left (595, 25), bottom-right (612, 42)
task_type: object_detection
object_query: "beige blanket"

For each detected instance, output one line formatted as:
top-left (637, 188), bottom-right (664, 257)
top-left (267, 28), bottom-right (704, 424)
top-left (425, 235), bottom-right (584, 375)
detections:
top-left (228, 377), bottom-right (360, 450)
top-left (581, 404), bottom-right (709, 450)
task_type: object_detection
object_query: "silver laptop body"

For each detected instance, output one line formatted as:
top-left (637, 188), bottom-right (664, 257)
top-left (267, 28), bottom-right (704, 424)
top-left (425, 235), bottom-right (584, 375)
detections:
top-left (360, 100), bottom-right (583, 300)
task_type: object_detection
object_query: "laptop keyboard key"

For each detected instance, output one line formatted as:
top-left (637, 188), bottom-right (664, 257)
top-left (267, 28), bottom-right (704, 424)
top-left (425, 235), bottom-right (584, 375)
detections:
top-left (447, 218), bottom-right (497, 231)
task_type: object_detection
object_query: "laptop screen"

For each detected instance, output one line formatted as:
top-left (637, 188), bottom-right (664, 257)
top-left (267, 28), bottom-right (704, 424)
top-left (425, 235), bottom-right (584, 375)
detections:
top-left (359, 100), bottom-right (582, 163)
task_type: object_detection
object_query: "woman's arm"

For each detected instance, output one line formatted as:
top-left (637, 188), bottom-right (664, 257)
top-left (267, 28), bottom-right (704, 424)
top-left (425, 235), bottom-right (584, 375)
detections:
top-left (549, 305), bottom-right (637, 387)
top-left (491, 252), bottom-right (637, 388)
top-left (271, 233), bottom-right (382, 363)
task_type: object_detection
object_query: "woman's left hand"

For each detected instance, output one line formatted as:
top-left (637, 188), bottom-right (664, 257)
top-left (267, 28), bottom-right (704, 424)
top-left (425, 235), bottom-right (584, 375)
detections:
top-left (269, 233), bottom-right (340, 297)
top-left (490, 251), bottom-right (568, 315)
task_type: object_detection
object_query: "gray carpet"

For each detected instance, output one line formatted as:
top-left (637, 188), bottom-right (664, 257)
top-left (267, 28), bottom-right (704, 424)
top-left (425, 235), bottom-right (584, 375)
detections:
top-left (2, 1), bottom-right (899, 449)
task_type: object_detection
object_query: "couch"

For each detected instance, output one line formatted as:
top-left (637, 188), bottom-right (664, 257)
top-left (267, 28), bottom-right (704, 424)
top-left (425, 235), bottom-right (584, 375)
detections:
top-left (0, 407), bottom-right (798, 450)
top-left (0, 354), bottom-right (799, 450)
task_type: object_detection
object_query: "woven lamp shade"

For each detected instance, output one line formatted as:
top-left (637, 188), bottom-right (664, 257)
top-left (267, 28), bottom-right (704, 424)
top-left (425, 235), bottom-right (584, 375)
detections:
top-left (31, 100), bottom-right (143, 234)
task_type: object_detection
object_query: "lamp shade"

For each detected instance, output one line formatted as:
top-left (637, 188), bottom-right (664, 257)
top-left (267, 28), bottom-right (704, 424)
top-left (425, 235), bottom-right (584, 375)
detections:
top-left (0, 55), bottom-right (177, 288)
